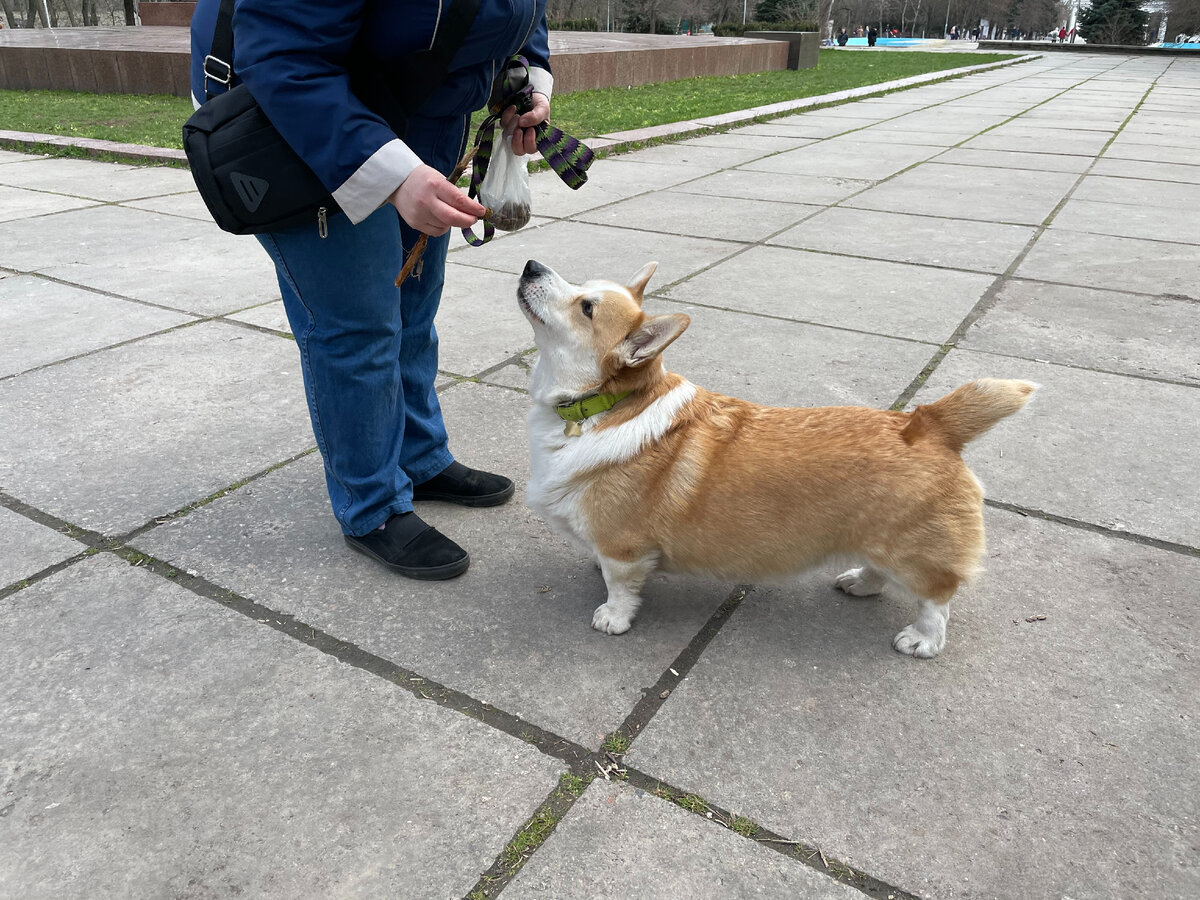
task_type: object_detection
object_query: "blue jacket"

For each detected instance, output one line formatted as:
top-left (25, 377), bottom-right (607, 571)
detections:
top-left (190, 0), bottom-right (552, 224)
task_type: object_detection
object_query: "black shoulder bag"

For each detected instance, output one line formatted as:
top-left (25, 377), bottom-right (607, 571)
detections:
top-left (183, 0), bottom-right (481, 235)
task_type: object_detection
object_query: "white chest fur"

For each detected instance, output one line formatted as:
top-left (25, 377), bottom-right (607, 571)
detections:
top-left (526, 381), bottom-right (697, 549)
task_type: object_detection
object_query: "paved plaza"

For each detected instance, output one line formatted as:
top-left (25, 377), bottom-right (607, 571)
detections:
top-left (2, 51), bottom-right (1198, 900)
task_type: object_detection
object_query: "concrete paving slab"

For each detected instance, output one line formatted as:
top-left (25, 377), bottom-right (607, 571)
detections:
top-left (0, 157), bottom-right (197, 201)
top-left (0, 506), bottom-right (81, 589)
top-left (1111, 131), bottom-right (1200, 151)
top-left (604, 141), bottom-right (778, 169)
top-left (770, 207), bottom-right (1034, 274)
top-left (1016, 111), bottom-right (1130, 131)
top-left (0, 321), bottom-right (312, 535)
top-left (1071, 173), bottom-right (1200, 210)
top-left (505, 781), bottom-right (863, 900)
top-left (681, 132), bottom-right (813, 152)
top-left (0, 205), bottom-right (281, 316)
top-left (1049, 197), bottom-right (1200, 245)
top-left (933, 146), bottom-right (1093, 173)
top-left (1089, 156), bottom-right (1200, 184)
top-left (846, 162), bottom-right (1080, 225)
top-left (477, 292), bottom-right (945, 408)
top-left (435, 262), bottom-right (536, 376)
top-left (663, 245), bottom-right (990, 343)
top-left (120, 188), bottom-right (218, 222)
top-left (1105, 140), bottom-right (1200, 166)
top-left (1017, 229), bottom-right (1200, 299)
top-left (0, 150), bottom-right (47, 164)
top-left (0, 554), bottom-right (564, 900)
top-left (631, 508), bottom-right (1200, 900)
top-left (644, 298), bottom-right (937, 409)
top-left (735, 117), bottom-right (879, 139)
top-left (450, 220), bottom-right (738, 287)
top-left (0, 185), bottom-right (98, 222)
top-left (671, 169), bottom-right (874, 206)
top-left (963, 279), bottom-right (1200, 384)
top-left (740, 139), bottom-right (942, 181)
top-left (0, 274), bottom-right (193, 378)
top-left (135, 382), bottom-right (736, 748)
top-left (238, 255), bottom-right (540, 372)
top-left (479, 360), bottom-right (531, 390)
top-left (844, 127), bottom-right (964, 147)
top-left (224, 300), bottom-right (292, 334)
top-left (914, 349), bottom-right (1200, 547)
top-left (525, 157), bottom-right (709, 218)
top-left (576, 190), bottom-right (822, 243)
top-left (960, 129), bottom-right (1108, 157)
top-left (869, 111), bottom-right (1009, 135)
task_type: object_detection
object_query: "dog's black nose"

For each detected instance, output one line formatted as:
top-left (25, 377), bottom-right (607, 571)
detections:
top-left (523, 259), bottom-right (549, 278)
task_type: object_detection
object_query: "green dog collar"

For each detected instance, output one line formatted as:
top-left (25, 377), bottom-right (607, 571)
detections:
top-left (555, 391), bottom-right (633, 423)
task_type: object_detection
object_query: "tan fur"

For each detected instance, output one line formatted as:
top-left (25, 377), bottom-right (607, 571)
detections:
top-left (518, 259), bottom-right (1037, 654)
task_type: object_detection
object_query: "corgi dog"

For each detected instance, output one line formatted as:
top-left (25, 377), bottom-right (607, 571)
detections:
top-left (517, 259), bottom-right (1036, 658)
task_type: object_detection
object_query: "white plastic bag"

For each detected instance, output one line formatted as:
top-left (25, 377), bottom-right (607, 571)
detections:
top-left (478, 124), bottom-right (532, 232)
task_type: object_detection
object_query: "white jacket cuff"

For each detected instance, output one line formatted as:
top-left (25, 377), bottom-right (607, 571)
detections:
top-left (529, 66), bottom-right (554, 102)
top-left (333, 138), bottom-right (422, 225)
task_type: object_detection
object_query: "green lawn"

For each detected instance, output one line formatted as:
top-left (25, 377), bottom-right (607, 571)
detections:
top-left (0, 50), bottom-right (1016, 152)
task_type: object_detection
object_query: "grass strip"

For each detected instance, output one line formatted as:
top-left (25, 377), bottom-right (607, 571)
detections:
top-left (0, 50), bottom-right (1016, 155)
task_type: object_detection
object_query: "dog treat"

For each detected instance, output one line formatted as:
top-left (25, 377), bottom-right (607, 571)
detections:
top-left (487, 202), bottom-right (531, 232)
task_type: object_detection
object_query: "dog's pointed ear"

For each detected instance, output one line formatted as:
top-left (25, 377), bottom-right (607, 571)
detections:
top-left (615, 313), bottom-right (689, 367)
top-left (627, 262), bottom-right (658, 303)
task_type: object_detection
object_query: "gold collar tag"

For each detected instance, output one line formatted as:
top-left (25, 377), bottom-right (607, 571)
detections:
top-left (563, 420), bottom-right (583, 437)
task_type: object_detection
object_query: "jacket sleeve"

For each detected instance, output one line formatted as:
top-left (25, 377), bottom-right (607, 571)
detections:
top-left (521, 10), bottom-right (554, 100)
top-left (232, 0), bottom-right (422, 225)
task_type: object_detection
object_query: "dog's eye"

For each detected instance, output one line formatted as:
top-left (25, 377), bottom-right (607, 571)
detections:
top-left (580, 299), bottom-right (594, 319)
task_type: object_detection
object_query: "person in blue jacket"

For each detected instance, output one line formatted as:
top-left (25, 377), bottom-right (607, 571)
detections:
top-left (190, 0), bottom-right (552, 580)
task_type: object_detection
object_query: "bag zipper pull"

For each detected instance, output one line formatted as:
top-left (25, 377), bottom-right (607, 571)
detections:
top-left (317, 207), bottom-right (328, 239)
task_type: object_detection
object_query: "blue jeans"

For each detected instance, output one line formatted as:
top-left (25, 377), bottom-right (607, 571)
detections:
top-left (256, 114), bottom-right (470, 537)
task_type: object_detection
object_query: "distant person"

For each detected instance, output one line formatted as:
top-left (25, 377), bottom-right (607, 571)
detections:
top-left (1070, 26), bottom-right (1077, 42)
top-left (868, 25), bottom-right (878, 45)
top-left (1058, 26), bottom-right (1067, 41)
top-left (837, 28), bottom-right (849, 45)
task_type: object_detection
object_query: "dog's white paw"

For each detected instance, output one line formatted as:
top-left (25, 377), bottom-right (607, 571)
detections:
top-left (893, 624), bottom-right (945, 659)
top-left (835, 567), bottom-right (885, 597)
top-left (592, 603), bottom-right (632, 635)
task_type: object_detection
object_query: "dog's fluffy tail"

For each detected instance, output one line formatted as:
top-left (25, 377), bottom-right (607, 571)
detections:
top-left (903, 379), bottom-right (1037, 453)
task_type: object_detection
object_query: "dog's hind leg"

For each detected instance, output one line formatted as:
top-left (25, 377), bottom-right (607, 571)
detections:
top-left (890, 575), bottom-right (957, 659)
top-left (835, 565), bottom-right (887, 597)
top-left (593, 553), bottom-right (657, 635)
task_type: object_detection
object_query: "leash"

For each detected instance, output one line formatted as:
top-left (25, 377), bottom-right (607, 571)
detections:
top-left (396, 57), bottom-right (594, 286)
top-left (460, 56), bottom-right (595, 248)
top-left (395, 56), bottom-right (594, 286)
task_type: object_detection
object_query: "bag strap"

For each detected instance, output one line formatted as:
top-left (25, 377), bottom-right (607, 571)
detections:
top-left (202, 0), bottom-right (235, 101)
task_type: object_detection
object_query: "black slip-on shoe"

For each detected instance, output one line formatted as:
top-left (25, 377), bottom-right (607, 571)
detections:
top-left (412, 460), bottom-right (515, 507)
top-left (343, 512), bottom-right (469, 580)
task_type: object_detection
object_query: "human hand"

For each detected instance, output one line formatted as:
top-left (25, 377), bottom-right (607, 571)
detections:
top-left (500, 92), bottom-right (550, 157)
top-left (389, 164), bottom-right (486, 237)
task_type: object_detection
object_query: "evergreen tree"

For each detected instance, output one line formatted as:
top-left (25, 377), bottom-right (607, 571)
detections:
top-left (1078, 0), bottom-right (1149, 44)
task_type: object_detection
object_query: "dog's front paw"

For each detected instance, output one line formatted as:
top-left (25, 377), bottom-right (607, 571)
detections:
top-left (893, 624), bottom-right (945, 659)
top-left (835, 567), bottom-right (885, 597)
top-left (592, 602), bottom-right (632, 635)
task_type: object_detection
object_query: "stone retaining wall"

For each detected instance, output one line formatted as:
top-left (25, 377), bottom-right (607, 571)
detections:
top-left (0, 28), bottom-right (788, 99)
